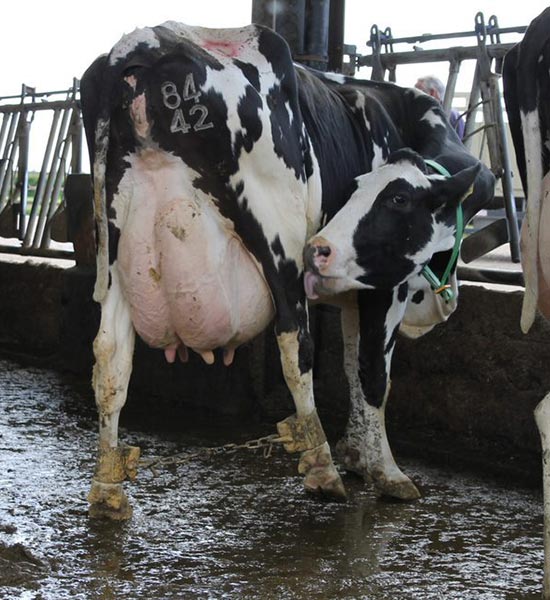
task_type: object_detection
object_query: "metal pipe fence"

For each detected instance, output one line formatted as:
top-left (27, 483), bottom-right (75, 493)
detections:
top-left (0, 80), bottom-right (82, 259)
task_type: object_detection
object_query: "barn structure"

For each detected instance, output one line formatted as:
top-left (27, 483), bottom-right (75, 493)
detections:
top-left (0, 0), bottom-right (547, 479)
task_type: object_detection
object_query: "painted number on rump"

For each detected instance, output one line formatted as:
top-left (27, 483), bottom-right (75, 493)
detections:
top-left (161, 74), bottom-right (214, 134)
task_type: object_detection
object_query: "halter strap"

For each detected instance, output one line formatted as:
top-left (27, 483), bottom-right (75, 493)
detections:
top-left (421, 159), bottom-right (464, 303)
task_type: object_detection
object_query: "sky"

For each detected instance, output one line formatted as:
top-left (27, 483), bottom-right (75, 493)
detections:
top-left (1, 0), bottom-right (548, 167)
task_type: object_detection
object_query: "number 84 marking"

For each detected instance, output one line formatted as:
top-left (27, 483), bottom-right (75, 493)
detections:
top-left (161, 75), bottom-right (214, 134)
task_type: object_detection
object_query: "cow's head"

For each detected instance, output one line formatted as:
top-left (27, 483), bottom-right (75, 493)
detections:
top-left (303, 148), bottom-right (480, 298)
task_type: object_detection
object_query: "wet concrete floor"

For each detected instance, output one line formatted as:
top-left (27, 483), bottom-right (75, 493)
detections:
top-left (0, 358), bottom-right (545, 599)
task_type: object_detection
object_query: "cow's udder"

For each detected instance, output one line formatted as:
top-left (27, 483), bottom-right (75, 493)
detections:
top-left (118, 190), bottom-right (275, 365)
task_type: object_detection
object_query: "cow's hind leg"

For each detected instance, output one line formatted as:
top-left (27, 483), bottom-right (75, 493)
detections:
top-left (535, 393), bottom-right (550, 599)
top-left (276, 317), bottom-right (346, 501)
top-left (88, 269), bottom-right (138, 520)
top-left (337, 290), bottom-right (420, 501)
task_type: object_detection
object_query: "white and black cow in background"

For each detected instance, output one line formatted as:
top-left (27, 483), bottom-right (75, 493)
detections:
top-left (81, 21), bottom-right (494, 520)
top-left (503, 8), bottom-right (550, 597)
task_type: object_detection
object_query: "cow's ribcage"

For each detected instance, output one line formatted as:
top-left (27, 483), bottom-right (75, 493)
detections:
top-left (115, 153), bottom-right (275, 356)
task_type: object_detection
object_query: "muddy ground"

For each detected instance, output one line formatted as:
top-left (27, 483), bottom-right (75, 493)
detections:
top-left (0, 358), bottom-right (546, 599)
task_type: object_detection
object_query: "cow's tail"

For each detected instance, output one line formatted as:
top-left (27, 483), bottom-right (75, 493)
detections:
top-left (92, 115), bottom-right (110, 303)
top-left (519, 107), bottom-right (543, 333)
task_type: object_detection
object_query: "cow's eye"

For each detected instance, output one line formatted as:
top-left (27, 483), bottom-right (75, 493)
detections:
top-left (391, 194), bottom-right (408, 206)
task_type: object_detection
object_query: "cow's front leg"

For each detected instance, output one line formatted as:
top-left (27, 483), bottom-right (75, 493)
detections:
top-left (275, 314), bottom-right (346, 501)
top-left (88, 269), bottom-right (139, 520)
top-left (337, 288), bottom-right (420, 500)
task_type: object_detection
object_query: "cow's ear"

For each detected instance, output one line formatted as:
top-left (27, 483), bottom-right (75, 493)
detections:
top-left (387, 148), bottom-right (427, 173)
top-left (429, 163), bottom-right (481, 210)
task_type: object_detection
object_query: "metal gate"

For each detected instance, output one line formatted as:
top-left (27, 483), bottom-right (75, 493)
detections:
top-left (0, 81), bottom-right (83, 259)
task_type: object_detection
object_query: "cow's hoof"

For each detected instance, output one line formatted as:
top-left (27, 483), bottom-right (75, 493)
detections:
top-left (299, 442), bottom-right (348, 502)
top-left (335, 438), bottom-right (366, 477)
top-left (370, 471), bottom-right (421, 501)
top-left (305, 469), bottom-right (348, 502)
top-left (87, 480), bottom-right (133, 520)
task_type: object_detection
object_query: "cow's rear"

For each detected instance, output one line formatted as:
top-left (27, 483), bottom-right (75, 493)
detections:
top-left (81, 22), bottom-right (345, 519)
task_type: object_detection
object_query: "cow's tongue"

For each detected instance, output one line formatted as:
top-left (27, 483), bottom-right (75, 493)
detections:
top-left (304, 271), bottom-right (320, 300)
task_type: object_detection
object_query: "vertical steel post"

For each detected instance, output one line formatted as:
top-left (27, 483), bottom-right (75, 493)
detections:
top-left (32, 104), bottom-right (72, 247)
top-left (0, 112), bottom-right (20, 213)
top-left (23, 109), bottom-right (61, 247)
top-left (443, 57), bottom-right (461, 114)
top-left (304, 0), bottom-right (330, 70)
top-left (16, 113), bottom-right (30, 239)
top-left (70, 79), bottom-right (82, 174)
top-left (327, 0), bottom-right (345, 72)
top-left (462, 63), bottom-right (481, 150)
top-left (42, 108), bottom-right (75, 248)
top-left (369, 25), bottom-right (386, 81)
top-left (490, 73), bottom-right (521, 262)
top-left (0, 113), bottom-right (11, 154)
top-left (475, 11), bottom-right (521, 262)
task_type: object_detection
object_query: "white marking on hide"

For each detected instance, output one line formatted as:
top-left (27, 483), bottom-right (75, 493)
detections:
top-left (400, 272), bottom-right (458, 338)
top-left (372, 142), bottom-right (385, 169)
top-left (358, 104), bottom-right (386, 170)
top-left (277, 330), bottom-right (315, 416)
top-left (92, 267), bottom-right (135, 449)
top-left (405, 213), bottom-right (455, 273)
top-left (322, 72), bottom-right (346, 84)
top-left (109, 28), bottom-right (160, 65)
top-left (520, 109), bottom-right (544, 332)
top-left (203, 65), bottom-right (251, 149)
top-left (420, 107), bottom-right (446, 129)
top-left (304, 136), bottom-right (323, 240)
top-left (92, 117), bottom-right (110, 303)
top-left (227, 88), bottom-right (310, 267)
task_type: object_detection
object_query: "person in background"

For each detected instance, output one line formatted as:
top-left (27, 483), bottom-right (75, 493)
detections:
top-left (415, 75), bottom-right (466, 140)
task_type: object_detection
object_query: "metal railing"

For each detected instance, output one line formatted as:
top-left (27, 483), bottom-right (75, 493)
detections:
top-left (0, 80), bottom-right (83, 259)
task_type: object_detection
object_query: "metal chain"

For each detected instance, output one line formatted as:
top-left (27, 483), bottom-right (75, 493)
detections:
top-left (139, 433), bottom-right (290, 477)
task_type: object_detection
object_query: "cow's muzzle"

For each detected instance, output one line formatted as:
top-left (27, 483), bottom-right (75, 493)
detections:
top-left (303, 240), bottom-right (333, 299)
top-left (303, 240), bottom-right (332, 272)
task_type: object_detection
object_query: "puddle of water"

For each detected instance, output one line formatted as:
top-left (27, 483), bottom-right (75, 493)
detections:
top-left (0, 358), bottom-right (544, 599)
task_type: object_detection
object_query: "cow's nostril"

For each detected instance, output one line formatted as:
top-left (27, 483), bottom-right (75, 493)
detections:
top-left (316, 245), bottom-right (331, 258)
top-left (304, 245), bottom-right (316, 269)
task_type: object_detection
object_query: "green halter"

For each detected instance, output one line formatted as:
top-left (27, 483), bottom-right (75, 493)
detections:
top-left (421, 159), bottom-right (464, 304)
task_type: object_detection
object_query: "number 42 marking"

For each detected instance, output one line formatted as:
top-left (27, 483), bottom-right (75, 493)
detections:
top-left (161, 74), bottom-right (214, 134)
top-left (170, 104), bottom-right (214, 134)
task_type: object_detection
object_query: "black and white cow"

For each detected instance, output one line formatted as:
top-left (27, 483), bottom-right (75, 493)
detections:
top-left (81, 21), bottom-right (494, 519)
top-left (503, 9), bottom-right (550, 597)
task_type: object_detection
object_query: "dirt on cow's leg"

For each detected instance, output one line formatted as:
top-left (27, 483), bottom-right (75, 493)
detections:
top-left (90, 270), bottom-right (137, 519)
top-left (88, 481), bottom-right (132, 520)
top-left (335, 437), bottom-right (367, 477)
top-left (276, 330), bottom-right (347, 501)
top-left (369, 468), bottom-right (421, 501)
top-left (299, 442), bottom-right (347, 501)
top-left (363, 400), bottom-right (420, 501)
top-left (88, 445), bottom-right (140, 520)
top-left (334, 437), bottom-right (420, 500)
